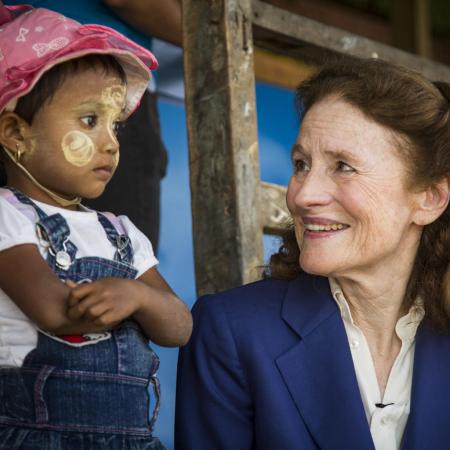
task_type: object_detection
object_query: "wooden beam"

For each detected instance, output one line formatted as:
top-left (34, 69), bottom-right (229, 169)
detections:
top-left (265, 0), bottom-right (392, 45)
top-left (392, 0), bottom-right (432, 58)
top-left (252, 0), bottom-right (450, 81)
top-left (414, 0), bottom-right (432, 58)
top-left (182, 0), bottom-right (263, 296)
top-left (254, 47), bottom-right (316, 89)
top-left (261, 182), bottom-right (289, 235)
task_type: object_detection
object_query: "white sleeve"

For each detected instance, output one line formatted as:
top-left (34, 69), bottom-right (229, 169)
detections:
top-left (0, 197), bottom-right (39, 252)
top-left (118, 215), bottom-right (159, 277)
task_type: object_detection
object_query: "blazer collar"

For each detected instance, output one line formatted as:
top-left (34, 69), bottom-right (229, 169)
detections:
top-left (276, 274), bottom-right (375, 450)
top-left (281, 274), bottom-right (337, 337)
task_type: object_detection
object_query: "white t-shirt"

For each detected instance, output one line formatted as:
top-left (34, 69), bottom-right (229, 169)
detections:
top-left (0, 189), bottom-right (158, 367)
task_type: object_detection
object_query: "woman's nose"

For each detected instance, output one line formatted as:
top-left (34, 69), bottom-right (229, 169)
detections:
top-left (289, 169), bottom-right (333, 209)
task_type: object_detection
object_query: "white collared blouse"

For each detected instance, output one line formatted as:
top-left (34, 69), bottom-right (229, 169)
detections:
top-left (329, 278), bottom-right (424, 450)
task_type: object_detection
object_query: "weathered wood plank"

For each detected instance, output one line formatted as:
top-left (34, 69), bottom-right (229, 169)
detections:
top-left (261, 182), bottom-right (289, 235)
top-left (252, 0), bottom-right (450, 81)
top-left (182, 0), bottom-right (263, 296)
top-left (254, 47), bottom-right (316, 89)
top-left (392, 0), bottom-right (432, 58)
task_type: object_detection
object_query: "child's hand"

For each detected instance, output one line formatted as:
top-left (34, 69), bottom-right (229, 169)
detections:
top-left (66, 278), bottom-right (144, 328)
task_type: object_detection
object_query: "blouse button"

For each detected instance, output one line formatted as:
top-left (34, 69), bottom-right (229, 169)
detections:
top-left (350, 339), bottom-right (360, 349)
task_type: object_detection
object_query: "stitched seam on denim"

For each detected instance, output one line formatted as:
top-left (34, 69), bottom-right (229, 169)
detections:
top-left (99, 211), bottom-right (126, 235)
top-left (96, 213), bottom-right (134, 264)
top-left (69, 258), bottom-right (137, 276)
top-left (34, 365), bottom-right (54, 424)
top-left (0, 367), bottom-right (148, 384)
top-left (0, 418), bottom-right (152, 435)
top-left (148, 375), bottom-right (161, 432)
top-left (38, 215), bottom-right (71, 250)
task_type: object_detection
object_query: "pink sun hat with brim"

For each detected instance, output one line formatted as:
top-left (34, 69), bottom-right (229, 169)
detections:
top-left (0, 2), bottom-right (158, 118)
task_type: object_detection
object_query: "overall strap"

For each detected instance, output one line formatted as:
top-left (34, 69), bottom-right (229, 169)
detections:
top-left (4, 187), bottom-right (78, 273)
top-left (4, 186), bottom-right (48, 222)
top-left (96, 212), bottom-right (134, 265)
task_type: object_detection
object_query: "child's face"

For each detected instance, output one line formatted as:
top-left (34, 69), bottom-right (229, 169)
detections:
top-left (20, 67), bottom-right (126, 201)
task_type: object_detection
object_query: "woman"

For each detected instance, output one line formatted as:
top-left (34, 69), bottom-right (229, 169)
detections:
top-left (175, 58), bottom-right (450, 450)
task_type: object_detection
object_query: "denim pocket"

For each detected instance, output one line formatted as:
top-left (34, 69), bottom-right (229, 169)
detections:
top-left (116, 321), bottom-right (159, 378)
top-left (0, 370), bottom-right (34, 421)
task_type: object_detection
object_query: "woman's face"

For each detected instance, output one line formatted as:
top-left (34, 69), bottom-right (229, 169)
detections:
top-left (286, 97), bottom-right (424, 279)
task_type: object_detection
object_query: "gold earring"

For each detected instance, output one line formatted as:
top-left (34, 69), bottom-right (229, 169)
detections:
top-left (15, 143), bottom-right (23, 162)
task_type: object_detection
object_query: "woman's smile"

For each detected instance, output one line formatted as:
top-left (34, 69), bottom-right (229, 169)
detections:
top-left (302, 217), bottom-right (350, 238)
top-left (287, 96), bottom-right (424, 279)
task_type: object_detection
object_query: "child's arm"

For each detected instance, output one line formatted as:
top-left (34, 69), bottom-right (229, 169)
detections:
top-left (0, 244), bottom-right (117, 334)
top-left (0, 244), bottom-right (192, 345)
top-left (66, 268), bottom-right (193, 347)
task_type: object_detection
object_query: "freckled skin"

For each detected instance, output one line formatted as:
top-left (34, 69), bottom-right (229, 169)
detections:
top-left (287, 96), bottom-right (424, 282)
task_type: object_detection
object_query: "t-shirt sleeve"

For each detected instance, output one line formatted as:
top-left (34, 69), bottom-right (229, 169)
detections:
top-left (0, 197), bottom-right (39, 252)
top-left (119, 215), bottom-right (158, 277)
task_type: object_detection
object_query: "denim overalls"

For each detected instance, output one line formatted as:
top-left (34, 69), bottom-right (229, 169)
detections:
top-left (0, 189), bottom-right (164, 450)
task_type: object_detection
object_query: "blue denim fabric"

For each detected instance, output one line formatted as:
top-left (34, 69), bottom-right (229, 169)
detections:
top-left (0, 189), bottom-right (164, 449)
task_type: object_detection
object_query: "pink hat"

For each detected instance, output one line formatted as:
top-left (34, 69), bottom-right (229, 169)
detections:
top-left (0, 3), bottom-right (158, 118)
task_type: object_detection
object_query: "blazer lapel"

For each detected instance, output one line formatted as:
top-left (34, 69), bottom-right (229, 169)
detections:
top-left (402, 323), bottom-right (450, 449)
top-left (276, 275), bottom-right (374, 450)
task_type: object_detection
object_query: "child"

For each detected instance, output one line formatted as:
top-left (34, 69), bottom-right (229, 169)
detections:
top-left (0, 4), bottom-right (192, 449)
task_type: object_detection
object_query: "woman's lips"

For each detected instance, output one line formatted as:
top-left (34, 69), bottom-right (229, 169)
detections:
top-left (304, 223), bottom-right (348, 231)
top-left (301, 218), bottom-right (350, 238)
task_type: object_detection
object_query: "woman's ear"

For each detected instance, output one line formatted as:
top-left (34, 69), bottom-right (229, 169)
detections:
top-left (0, 112), bottom-right (30, 156)
top-left (412, 177), bottom-right (450, 226)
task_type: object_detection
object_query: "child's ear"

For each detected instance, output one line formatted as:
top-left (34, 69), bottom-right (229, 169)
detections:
top-left (0, 112), bottom-right (31, 156)
top-left (412, 177), bottom-right (450, 226)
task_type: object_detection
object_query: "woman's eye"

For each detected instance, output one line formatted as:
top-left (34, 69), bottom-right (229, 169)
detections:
top-left (336, 161), bottom-right (355, 173)
top-left (293, 159), bottom-right (310, 173)
top-left (81, 115), bottom-right (97, 127)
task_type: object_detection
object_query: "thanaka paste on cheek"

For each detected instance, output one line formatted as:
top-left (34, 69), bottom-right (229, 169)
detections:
top-left (61, 130), bottom-right (95, 167)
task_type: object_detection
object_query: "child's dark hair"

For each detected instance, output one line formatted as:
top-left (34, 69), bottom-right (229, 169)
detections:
top-left (0, 54), bottom-right (127, 185)
top-left (16, 54), bottom-right (127, 123)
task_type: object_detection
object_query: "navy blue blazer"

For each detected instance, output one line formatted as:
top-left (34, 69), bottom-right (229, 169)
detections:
top-left (175, 273), bottom-right (450, 449)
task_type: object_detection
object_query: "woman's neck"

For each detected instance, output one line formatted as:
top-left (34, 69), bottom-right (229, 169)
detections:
top-left (335, 271), bottom-right (413, 398)
top-left (335, 233), bottom-right (419, 339)
top-left (336, 274), bottom-right (408, 335)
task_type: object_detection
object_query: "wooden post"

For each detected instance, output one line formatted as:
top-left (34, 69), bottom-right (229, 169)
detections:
top-left (182, 0), bottom-right (263, 296)
top-left (392, 0), bottom-right (432, 58)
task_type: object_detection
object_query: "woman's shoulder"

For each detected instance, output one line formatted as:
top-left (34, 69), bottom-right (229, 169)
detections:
top-left (188, 274), bottom-right (329, 361)
top-left (196, 277), bottom-right (289, 309)
top-left (193, 272), bottom-right (322, 320)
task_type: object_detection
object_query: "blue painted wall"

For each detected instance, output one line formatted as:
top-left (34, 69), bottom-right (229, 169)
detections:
top-left (153, 82), bottom-right (299, 449)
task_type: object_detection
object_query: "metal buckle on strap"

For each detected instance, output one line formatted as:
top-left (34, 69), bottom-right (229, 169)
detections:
top-left (48, 237), bottom-right (72, 270)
